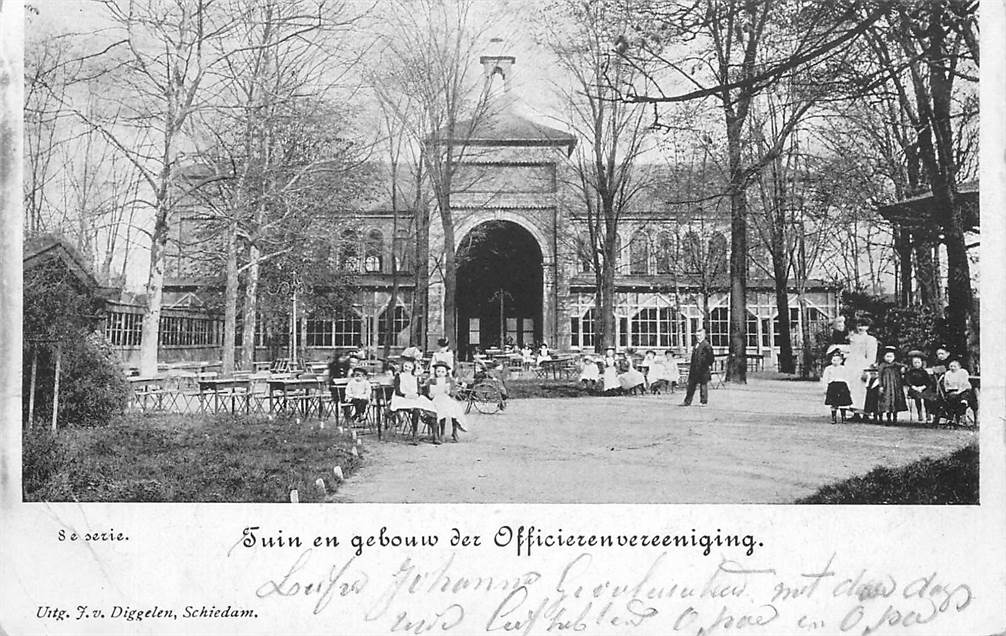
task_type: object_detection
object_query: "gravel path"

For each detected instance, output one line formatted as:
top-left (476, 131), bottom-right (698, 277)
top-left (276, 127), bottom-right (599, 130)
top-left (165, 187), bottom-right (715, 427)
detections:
top-left (332, 379), bottom-right (976, 503)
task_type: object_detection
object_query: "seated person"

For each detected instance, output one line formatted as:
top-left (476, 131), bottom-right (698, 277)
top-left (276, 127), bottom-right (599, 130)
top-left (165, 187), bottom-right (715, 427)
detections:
top-left (904, 350), bottom-right (937, 423)
top-left (616, 352), bottom-right (646, 395)
top-left (343, 367), bottom-right (371, 424)
top-left (939, 359), bottom-right (977, 421)
top-left (578, 354), bottom-right (601, 390)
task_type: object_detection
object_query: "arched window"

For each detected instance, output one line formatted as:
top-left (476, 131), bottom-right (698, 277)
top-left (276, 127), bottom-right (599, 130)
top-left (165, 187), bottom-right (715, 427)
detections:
top-left (656, 232), bottom-right (674, 275)
top-left (378, 304), bottom-right (409, 346)
top-left (364, 229), bottom-right (384, 273)
top-left (339, 229), bottom-right (360, 272)
top-left (571, 308), bottom-right (596, 349)
top-left (709, 232), bottom-right (728, 267)
top-left (709, 307), bottom-right (729, 347)
top-left (629, 232), bottom-right (649, 275)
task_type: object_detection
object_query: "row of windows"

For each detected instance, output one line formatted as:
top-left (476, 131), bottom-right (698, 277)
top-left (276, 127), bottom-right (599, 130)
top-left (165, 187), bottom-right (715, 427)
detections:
top-left (337, 229), bottom-right (412, 274)
top-left (576, 231), bottom-right (728, 276)
top-left (570, 306), bottom-right (829, 350)
top-left (105, 312), bottom-right (224, 348)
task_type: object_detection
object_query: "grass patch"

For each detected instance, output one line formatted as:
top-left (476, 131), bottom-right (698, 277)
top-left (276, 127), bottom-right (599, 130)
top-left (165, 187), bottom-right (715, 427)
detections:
top-left (24, 413), bottom-right (364, 503)
top-left (796, 442), bottom-right (978, 504)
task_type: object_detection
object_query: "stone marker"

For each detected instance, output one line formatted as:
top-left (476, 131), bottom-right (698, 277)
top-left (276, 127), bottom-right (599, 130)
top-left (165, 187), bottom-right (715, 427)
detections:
top-left (289, 489), bottom-right (299, 503)
top-left (315, 478), bottom-right (327, 494)
top-left (333, 466), bottom-right (344, 480)
top-left (351, 446), bottom-right (359, 457)
top-left (320, 420), bottom-right (325, 429)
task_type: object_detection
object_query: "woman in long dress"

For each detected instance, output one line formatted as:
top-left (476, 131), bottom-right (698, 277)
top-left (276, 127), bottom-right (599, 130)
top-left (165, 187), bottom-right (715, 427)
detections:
top-left (845, 318), bottom-right (878, 414)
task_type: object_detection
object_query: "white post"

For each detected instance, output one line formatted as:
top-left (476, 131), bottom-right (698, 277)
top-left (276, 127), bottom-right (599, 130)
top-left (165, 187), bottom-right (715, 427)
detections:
top-left (27, 347), bottom-right (38, 429)
top-left (51, 343), bottom-right (62, 433)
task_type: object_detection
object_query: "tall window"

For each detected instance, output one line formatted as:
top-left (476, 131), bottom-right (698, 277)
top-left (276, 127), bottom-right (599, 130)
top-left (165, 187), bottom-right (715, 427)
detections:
top-left (339, 229), bottom-right (360, 271)
top-left (658, 308), bottom-right (685, 349)
top-left (105, 311), bottom-right (143, 346)
top-left (364, 229), bottom-right (384, 273)
top-left (656, 232), bottom-right (674, 275)
top-left (746, 311), bottom-right (759, 348)
top-left (773, 307), bottom-right (801, 346)
top-left (576, 235), bottom-right (592, 273)
top-left (393, 229), bottom-right (412, 273)
top-left (709, 307), bottom-right (729, 347)
top-left (577, 308), bottom-right (596, 348)
top-left (306, 319), bottom-right (334, 347)
top-left (378, 305), bottom-right (410, 346)
top-left (629, 232), bottom-right (649, 275)
top-left (630, 308), bottom-right (659, 347)
top-left (333, 310), bottom-right (363, 347)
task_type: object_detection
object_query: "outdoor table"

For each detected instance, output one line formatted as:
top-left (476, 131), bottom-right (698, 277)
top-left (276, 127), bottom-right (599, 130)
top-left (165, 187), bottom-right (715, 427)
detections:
top-left (539, 357), bottom-right (576, 380)
top-left (268, 377), bottom-right (325, 417)
top-left (127, 376), bottom-right (169, 410)
top-left (198, 378), bottom-right (252, 414)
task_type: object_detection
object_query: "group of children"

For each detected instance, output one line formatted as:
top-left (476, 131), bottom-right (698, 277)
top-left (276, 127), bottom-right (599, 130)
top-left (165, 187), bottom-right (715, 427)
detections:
top-left (577, 348), bottom-right (681, 396)
top-left (820, 343), bottom-right (977, 425)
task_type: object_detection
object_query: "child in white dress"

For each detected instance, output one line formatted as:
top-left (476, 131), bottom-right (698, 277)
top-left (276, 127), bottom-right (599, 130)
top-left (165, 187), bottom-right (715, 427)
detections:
top-left (578, 354), bottom-right (600, 390)
top-left (601, 347), bottom-right (620, 394)
top-left (390, 357), bottom-right (435, 443)
top-left (427, 362), bottom-right (467, 442)
top-left (617, 352), bottom-right (646, 394)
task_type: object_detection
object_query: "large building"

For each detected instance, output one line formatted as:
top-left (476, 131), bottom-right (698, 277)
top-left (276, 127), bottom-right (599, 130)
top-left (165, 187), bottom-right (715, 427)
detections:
top-left (102, 47), bottom-right (841, 371)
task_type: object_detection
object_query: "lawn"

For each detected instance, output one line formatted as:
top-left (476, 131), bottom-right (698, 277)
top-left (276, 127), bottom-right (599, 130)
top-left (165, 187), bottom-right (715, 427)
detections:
top-left (796, 442), bottom-right (978, 504)
top-left (22, 414), bottom-right (365, 503)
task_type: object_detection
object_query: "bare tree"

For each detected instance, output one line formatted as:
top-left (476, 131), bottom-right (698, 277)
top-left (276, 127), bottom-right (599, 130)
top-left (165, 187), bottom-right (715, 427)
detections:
top-left (613, 0), bottom-right (882, 382)
top-left (542, 0), bottom-right (652, 351)
top-left (376, 0), bottom-right (497, 347)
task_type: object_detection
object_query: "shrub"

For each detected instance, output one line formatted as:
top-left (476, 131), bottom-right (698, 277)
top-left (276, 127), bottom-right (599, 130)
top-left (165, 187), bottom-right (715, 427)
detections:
top-left (839, 291), bottom-right (940, 359)
top-left (23, 333), bottom-right (130, 428)
top-left (22, 427), bottom-right (66, 496)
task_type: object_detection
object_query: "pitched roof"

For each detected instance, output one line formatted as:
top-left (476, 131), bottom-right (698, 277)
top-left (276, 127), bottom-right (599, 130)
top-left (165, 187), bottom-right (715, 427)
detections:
top-left (23, 234), bottom-right (99, 291)
top-left (446, 95), bottom-right (577, 153)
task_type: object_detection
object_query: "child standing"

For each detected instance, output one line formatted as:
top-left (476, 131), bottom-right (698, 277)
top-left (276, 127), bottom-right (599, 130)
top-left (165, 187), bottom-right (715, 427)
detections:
top-left (427, 361), bottom-right (466, 443)
top-left (876, 346), bottom-right (908, 424)
top-left (820, 347), bottom-right (852, 423)
top-left (343, 367), bottom-right (372, 424)
top-left (601, 347), bottom-right (620, 394)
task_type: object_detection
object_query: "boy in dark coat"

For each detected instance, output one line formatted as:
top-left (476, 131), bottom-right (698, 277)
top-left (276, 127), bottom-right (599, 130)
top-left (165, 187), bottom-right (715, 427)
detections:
top-left (680, 328), bottom-right (715, 406)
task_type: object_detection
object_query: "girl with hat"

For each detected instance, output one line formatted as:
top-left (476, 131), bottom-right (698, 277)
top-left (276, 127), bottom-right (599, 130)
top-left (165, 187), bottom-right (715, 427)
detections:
top-left (904, 350), bottom-right (937, 423)
top-left (427, 361), bottom-right (467, 442)
top-left (390, 356), bottom-right (435, 443)
top-left (578, 353), bottom-right (601, 391)
top-left (821, 346), bottom-right (853, 423)
top-left (431, 337), bottom-right (455, 376)
top-left (876, 345), bottom-right (908, 424)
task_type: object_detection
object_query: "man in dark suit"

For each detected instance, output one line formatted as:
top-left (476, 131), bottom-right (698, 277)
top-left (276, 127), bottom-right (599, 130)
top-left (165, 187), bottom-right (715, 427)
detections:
top-left (681, 328), bottom-right (714, 406)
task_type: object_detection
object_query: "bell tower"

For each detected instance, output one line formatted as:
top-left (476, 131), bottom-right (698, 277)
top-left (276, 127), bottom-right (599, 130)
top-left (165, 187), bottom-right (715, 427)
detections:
top-left (480, 37), bottom-right (515, 92)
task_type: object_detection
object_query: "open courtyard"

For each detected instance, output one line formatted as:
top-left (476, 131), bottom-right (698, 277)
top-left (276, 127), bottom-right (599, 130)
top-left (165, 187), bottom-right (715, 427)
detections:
top-left (334, 378), bottom-right (977, 504)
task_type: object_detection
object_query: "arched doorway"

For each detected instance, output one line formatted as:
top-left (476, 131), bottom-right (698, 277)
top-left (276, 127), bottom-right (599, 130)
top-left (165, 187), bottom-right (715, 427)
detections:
top-left (456, 220), bottom-right (543, 359)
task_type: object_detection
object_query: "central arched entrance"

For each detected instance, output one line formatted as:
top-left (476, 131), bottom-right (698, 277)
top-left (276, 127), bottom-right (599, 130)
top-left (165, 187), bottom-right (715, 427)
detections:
top-left (456, 220), bottom-right (543, 359)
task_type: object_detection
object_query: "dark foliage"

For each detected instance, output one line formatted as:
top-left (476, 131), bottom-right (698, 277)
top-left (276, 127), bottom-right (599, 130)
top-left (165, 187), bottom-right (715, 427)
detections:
top-left (23, 414), bottom-right (364, 503)
top-left (796, 443), bottom-right (978, 504)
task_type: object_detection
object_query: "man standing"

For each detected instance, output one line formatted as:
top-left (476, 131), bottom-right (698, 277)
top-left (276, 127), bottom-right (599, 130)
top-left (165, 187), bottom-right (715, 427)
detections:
top-left (681, 328), bottom-right (715, 406)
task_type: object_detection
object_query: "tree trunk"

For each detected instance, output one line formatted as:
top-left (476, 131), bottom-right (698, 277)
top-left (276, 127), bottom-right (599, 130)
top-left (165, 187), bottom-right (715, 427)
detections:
top-left (798, 291), bottom-right (814, 379)
top-left (440, 192), bottom-right (457, 348)
top-left (384, 184), bottom-right (400, 360)
top-left (726, 130), bottom-right (749, 383)
top-left (221, 221), bottom-right (239, 375)
top-left (601, 226), bottom-right (617, 350)
top-left (913, 237), bottom-right (939, 313)
top-left (139, 218), bottom-right (169, 377)
top-left (240, 245), bottom-right (260, 368)
top-left (412, 201), bottom-right (430, 349)
top-left (773, 254), bottom-right (795, 374)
